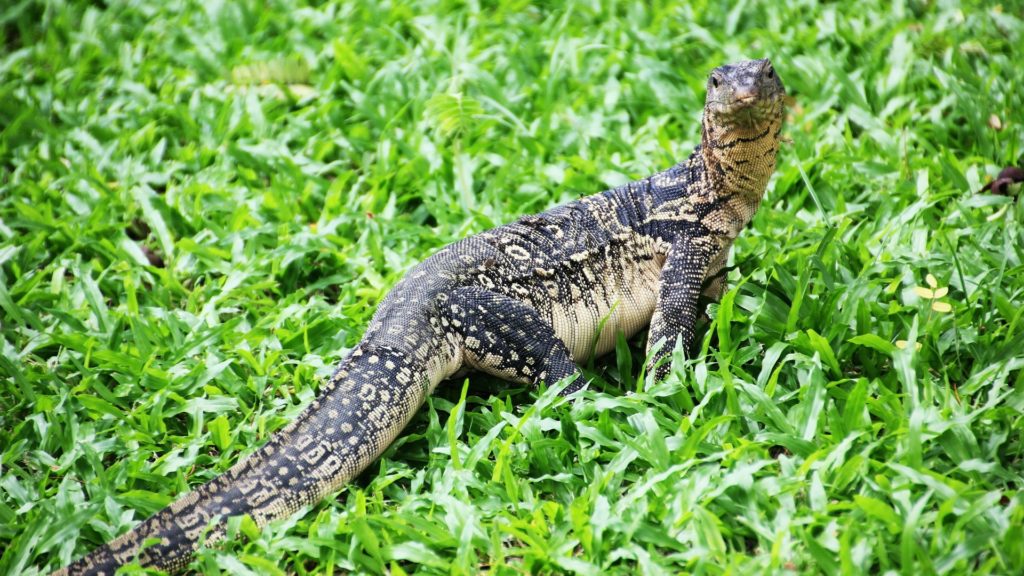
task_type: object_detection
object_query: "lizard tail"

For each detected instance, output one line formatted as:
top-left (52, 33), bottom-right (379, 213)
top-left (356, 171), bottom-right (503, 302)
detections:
top-left (55, 344), bottom-right (440, 575)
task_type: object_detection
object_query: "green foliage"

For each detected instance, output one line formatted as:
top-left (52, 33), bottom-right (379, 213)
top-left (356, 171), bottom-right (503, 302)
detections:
top-left (2, 0), bottom-right (1023, 574)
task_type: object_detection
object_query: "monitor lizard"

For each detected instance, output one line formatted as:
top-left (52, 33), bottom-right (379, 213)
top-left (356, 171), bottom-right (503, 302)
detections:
top-left (55, 57), bottom-right (786, 575)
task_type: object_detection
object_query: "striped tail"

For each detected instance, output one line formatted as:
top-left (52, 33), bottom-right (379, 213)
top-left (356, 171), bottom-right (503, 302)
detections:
top-left (56, 344), bottom-right (438, 575)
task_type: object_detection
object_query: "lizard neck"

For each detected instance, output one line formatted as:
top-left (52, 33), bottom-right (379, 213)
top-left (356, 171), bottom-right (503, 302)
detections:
top-left (700, 112), bottom-right (783, 207)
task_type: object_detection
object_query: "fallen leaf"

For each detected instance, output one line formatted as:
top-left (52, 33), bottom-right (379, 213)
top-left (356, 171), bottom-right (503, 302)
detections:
top-left (980, 166), bottom-right (1024, 195)
top-left (140, 245), bottom-right (165, 268)
top-left (896, 340), bottom-right (923, 351)
top-left (914, 286), bottom-right (935, 299)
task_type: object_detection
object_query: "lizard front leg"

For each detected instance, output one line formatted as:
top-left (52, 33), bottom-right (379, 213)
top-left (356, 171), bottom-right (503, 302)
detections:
top-left (700, 243), bottom-right (731, 304)
top-left (646, 235), bottom-right (724, 380)
top-left (441, 287), bottom-right (585, 394)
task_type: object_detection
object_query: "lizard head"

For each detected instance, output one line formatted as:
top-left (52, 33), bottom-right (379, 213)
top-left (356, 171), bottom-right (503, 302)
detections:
top-left (704, 58), bottom-right (786, 131)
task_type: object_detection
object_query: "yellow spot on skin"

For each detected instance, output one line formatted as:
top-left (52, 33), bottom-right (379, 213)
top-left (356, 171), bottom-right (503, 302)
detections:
top-left (278, 467), bottom-right (289, 476)
top-left (369, 355), bottom-right (379, 364)
top-left (348, 436), bottom-right (359, 446)
top-left (341, 422), bottom-right (353, 433)
top-left (570, 284), bottom-right (582, 300)
top-left (506, 245), bottom-right (531, 260)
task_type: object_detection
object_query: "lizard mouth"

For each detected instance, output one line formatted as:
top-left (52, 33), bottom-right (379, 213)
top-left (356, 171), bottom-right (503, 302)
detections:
top-left (710, 94), bottom-right (784, 130)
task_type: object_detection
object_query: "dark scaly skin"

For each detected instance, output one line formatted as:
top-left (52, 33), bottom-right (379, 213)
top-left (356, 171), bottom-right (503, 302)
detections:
top-left (54, 58), bottom-right (785, 575)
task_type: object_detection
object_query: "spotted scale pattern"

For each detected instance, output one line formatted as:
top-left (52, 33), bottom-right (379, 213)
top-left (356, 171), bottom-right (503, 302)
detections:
top-left (56, 58), bottom-right (785, 575)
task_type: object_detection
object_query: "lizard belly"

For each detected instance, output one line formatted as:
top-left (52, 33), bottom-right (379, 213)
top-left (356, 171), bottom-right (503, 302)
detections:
top-left (550, 256), bottom-right (664, 361)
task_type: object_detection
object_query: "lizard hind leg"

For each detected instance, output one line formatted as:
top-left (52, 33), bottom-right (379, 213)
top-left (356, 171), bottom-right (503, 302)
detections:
top-left (440, 287), bottom-right (584, 395)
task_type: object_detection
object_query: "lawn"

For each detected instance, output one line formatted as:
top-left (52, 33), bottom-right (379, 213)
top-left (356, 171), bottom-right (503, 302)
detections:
top-left (2, 0), bottom-right (1023, 574)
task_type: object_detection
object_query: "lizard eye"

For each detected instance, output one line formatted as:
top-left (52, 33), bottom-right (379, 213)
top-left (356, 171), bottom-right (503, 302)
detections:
top-left (766, 67), bottom-right (775, 79)
top-left (711, 76), bottom-right (720, 88)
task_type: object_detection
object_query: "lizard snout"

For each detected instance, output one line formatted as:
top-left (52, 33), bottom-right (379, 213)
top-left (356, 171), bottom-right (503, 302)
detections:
top-left (731, 87), bottom-right (759, 105)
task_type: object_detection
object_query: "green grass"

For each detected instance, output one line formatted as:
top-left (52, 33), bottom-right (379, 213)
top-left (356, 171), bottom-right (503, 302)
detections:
top-left (2, 0), bottom-right (1023, 574)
